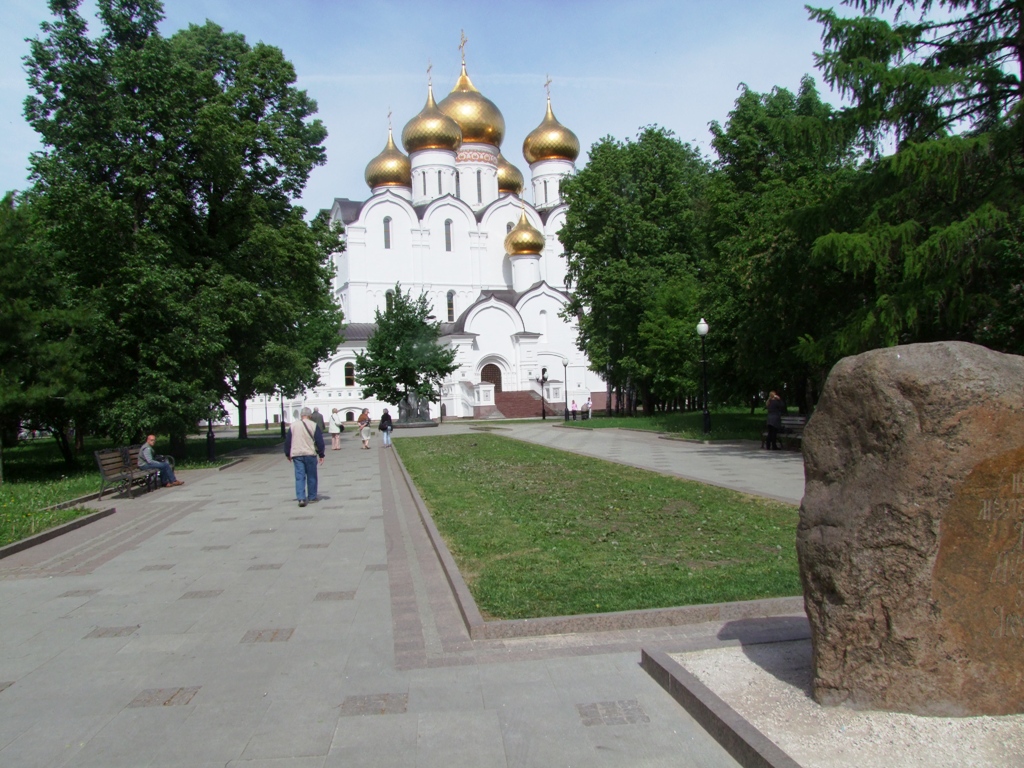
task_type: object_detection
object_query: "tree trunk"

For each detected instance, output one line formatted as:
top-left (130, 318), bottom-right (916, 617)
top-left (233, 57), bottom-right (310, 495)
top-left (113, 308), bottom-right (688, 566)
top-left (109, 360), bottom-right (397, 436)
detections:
top-left (237, 399), bottom-right (248, 440)
top-left (52, 429), bottom-right (75, 468)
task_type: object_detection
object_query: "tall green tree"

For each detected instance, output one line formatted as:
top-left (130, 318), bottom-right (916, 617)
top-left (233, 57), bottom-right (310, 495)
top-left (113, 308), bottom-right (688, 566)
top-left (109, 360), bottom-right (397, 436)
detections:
top-left (805, 0), bottom-right (1024, 357)
top-left (224, 211), bottom-right (345, 438)
top-left (559, 127), bottom-right (710, 413)
top-left (705, 77), bottom-right (861, 409)
top-left (355, 285), bottom-right (457, 420)
top-left (0, 192), bottom-right (98, 470)
top-left (24, 0), bottom-right (340, 448)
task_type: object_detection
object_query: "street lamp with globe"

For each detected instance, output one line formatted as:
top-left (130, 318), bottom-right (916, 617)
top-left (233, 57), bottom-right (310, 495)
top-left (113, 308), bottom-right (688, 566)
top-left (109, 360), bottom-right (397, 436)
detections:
top-left (697, 318), bottom-right (711, 434)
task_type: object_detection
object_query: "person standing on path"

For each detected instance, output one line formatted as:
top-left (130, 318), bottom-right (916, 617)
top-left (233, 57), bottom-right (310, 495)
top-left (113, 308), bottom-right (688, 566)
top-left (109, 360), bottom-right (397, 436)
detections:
top-left (379, 408), bottom-right (393, 448)
top-left (284, 407), bottom-right (325, 507)
top-left (765, 391), bottom-right (786, 450)
top-left (328, 408), bottom-right (344, 450)
top-left (571, 400), bottom-right (578, 421)
top-left (357, 408), bottom-right (372, 450)
top-left (310, 406), bottom-right (326, 432)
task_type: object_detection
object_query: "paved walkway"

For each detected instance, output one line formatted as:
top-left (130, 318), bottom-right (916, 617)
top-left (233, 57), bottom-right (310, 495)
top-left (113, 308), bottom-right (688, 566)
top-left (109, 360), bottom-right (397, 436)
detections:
top-left (0, 423), bottom-right (806, 767)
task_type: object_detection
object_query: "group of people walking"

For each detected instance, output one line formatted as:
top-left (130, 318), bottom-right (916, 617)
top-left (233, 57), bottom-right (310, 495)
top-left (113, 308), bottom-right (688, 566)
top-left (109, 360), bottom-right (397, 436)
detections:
top-left (284, 405), bottom-right (395, 506)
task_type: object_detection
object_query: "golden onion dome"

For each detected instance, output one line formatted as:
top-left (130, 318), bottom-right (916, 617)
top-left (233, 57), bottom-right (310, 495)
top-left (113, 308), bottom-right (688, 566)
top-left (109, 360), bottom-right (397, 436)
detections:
top-left (504, 209), bottom-right (545, 255)
top-left (402, 83), bottom-right (462, 154)
top-left (497, 152), bottom-right (524, 196)
top-left (437, 62), bottom-right (505, 147)
top-left (364, 127), bottom-right (411, 189)
top-left (523, 97), bottom-right (580, 164)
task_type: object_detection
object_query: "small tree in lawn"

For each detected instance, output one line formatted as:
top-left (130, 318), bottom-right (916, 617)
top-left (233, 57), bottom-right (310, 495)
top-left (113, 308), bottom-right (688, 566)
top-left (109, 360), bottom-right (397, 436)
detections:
top-left (355, 285), bottom-right (457, 422)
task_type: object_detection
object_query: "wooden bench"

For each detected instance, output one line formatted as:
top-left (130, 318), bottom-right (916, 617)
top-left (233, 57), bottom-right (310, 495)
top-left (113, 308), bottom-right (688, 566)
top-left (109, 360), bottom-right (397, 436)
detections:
top-left (761, 415), bottom-right (808, 450)
top-left (94, 445), bottom-right (159, 499)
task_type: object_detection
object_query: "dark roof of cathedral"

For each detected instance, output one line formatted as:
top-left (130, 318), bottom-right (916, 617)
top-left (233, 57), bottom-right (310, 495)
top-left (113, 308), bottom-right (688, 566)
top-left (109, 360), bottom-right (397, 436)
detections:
top-left (333, 198), bottom-right (365, 224)
top-left (341, 323), bottom-right (377, 341)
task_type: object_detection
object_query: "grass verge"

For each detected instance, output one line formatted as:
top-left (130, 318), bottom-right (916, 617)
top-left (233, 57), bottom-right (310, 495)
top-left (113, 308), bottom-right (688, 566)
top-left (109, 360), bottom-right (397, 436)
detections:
top-left (565, 408), bottom-right (769, 441)
top-left (396, 433), bottom-right (800, 620)
top-left (0, 432), bottom-right (282, 548)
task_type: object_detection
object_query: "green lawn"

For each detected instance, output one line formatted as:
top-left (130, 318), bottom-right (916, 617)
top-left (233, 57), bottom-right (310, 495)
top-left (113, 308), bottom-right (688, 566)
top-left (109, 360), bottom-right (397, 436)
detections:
top-left (396, 433), bottom-right (799, 620)
top-left (565, 407), bottom-right (769, 441)
top-left (0, 432), bottom-right (282, 548)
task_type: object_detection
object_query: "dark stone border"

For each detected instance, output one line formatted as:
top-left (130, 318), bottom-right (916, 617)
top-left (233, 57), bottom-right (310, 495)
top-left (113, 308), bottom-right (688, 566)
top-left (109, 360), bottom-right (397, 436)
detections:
top-left (0, 507), bottom-right (116, 561)
top-left (641, 648), bottom-right (803, 768)
top-left (390, 447), bottom-right (804, 639)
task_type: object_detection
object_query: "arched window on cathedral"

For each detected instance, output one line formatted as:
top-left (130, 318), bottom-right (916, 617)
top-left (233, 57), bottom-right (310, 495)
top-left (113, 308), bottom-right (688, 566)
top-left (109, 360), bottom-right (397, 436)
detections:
top-left (476, 170), bottom-right (482, 203)
top-left (455, 174), bottom-right (461, 199)
top-left (444, 219), bottom-right (453, 252)
top-left (437, 170), bottom-right (443, 195)
top-left (446, 290), bottom-right (455, 322)
top-left (383, 216), bottom-right (392, 249)
top-left (344, 362), bottom-right (355, 387)
top-left (506, 221), bottom-right (514, 234)
top-left (543, 180), bottom-right (549, 204)
top-left (422, 173), bottom-right (427, 196)
top-left (386, 290), bottom-right (394, 313)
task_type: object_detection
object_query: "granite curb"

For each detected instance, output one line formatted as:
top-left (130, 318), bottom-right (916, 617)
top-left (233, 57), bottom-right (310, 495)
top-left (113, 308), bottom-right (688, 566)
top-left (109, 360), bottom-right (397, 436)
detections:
top-left (390, 443), bottom-right (805, 640)
top-left (0, 507), bottom-right (116, 560)
top-left (642, 648), bottom-right (804, 768)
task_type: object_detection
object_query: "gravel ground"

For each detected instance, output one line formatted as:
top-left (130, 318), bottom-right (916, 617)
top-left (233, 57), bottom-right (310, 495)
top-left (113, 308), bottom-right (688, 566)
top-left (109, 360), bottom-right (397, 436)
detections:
top-left (673, 641), bottom-right (1024, 767)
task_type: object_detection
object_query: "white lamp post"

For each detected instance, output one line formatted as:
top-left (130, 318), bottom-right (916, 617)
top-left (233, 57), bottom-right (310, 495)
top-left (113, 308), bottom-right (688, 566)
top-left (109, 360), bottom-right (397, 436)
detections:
top-left (697, 318), bottom-right (710, 434)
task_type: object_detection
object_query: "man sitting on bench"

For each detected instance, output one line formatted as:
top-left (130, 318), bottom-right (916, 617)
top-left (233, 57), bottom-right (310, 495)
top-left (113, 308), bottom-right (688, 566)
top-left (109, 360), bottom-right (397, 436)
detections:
top-left (138, 434), bottom-right (183, 487)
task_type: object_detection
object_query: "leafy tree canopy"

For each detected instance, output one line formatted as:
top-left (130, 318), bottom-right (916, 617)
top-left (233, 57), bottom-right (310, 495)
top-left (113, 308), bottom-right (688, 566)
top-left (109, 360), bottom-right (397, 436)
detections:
top-left (559, 126), bottom-right (710, 412)
top-left (355, 285), bottom-right (457, 414)
top-left (23, 0), bottom-right (339, 446)
top-left (805, 0), bottom-right (1024, 357)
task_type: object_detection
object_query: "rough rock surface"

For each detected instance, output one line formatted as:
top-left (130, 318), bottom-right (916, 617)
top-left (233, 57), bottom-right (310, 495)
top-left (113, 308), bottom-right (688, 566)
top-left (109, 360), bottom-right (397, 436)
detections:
top-left (797, 341), bottom-right (1024, 716)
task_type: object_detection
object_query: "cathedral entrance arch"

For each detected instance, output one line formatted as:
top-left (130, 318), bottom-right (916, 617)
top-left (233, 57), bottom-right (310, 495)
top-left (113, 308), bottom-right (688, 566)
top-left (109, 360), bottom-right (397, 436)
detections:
top-left (480, 364), bottom-right (503, 393)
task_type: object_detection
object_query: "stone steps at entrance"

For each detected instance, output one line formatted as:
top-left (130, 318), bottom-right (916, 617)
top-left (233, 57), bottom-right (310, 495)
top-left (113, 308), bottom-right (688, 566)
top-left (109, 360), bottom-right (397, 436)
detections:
top-left (493, 390), bottom-right (558, 419)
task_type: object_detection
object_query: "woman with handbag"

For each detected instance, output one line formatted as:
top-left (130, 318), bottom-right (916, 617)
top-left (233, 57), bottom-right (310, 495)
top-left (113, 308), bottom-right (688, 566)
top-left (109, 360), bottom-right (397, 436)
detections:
top-left (328, 408), bottom-right (344, 450)
top-left (379, 408), bottom-right (394, 448)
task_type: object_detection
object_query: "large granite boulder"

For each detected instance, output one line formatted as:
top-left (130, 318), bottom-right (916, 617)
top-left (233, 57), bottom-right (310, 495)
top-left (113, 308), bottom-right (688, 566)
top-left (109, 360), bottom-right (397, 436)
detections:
top-left (798, 341), bottom-right (1024, 716)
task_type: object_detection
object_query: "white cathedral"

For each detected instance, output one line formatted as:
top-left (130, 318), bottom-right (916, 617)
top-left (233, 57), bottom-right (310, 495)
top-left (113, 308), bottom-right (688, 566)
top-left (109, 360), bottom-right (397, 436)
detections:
top-left (232, 53), bottom-right (605, 427)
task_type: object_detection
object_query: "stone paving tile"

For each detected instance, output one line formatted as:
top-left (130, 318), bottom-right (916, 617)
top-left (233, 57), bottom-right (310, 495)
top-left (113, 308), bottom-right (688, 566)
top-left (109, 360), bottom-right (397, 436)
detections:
top-left (240, 628), bottom-right (295, 643)
top-left (140, 564), bottom-right (174, 571)
top-left (337, 692), bottom-right (408, 716)
top-left (576, 699), bottom-right (651, 726)
top-left (85, 625), bottom-right (139, 639)
top-left (59, 589), bottom-right (101, 597)
top-left (181, 590), bottom-right (223, 599)
top-left (314, 591), bottom-right (356, 601)
top-left (248, 564), bottom-right (283, 571)
top-left (128, 686), bottom-right (201, 707)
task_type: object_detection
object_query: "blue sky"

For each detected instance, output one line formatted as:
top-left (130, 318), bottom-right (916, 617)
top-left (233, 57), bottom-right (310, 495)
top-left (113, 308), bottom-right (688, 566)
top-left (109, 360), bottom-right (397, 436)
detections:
top-left (1, 0), bottom-right (846, 213)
